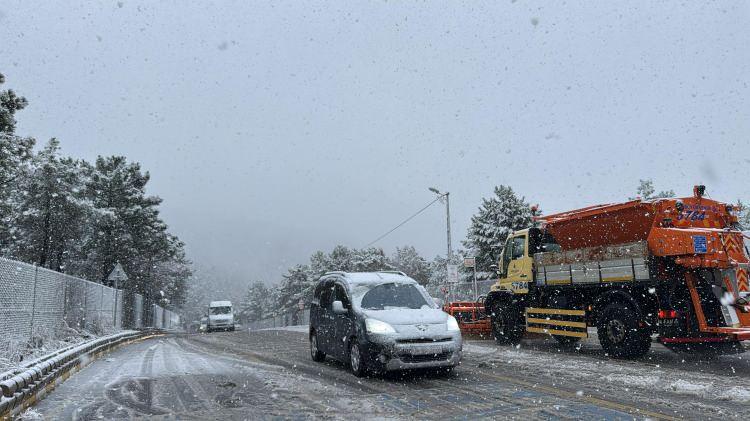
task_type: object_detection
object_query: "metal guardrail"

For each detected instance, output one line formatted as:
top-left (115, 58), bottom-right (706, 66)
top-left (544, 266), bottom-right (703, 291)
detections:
top-left (0, 329), bottom-right (160, 419)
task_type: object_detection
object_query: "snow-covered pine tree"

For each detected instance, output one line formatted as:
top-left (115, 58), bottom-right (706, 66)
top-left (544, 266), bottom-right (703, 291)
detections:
top-left (11, 139), bottom-right (89, 271)
top-left (0, 72), bottom-right (190, 311)
top-left (0, 73), bottom-right (28, 134)
top-left (328, 245), bottom-right (353, 271)
top-left (736, 200), bottom-right (750, 229)
top-left (0, 73), bottom-right (35, 255)
top-left (389, 245), bottom-right (430, 285)
top-left (241, 281), bottom-right (271, 322)
top-left (79, 156), bottom-right (190, 308)
top-left (463, 185), bottom-right (533, 273)
top-left (632, 179), bottom-right (675, 200)
top-left (351, 247), bottom-right (392, 272)
top-left (276, 264), bottom-right (316, 315)
top-left (309, 250), bottom-right (332, 276)
top-left (149, 240), bottom-right (191, 308)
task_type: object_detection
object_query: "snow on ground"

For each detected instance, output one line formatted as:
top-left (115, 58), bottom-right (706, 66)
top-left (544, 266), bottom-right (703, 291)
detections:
top-left (175, 336), bottom-right (383, 416)
top-left (17, 408), bottom-right (43, 420)
top-left (0, 332), bottom-right (103, 374)
top-left (463, 343), bottom-right (498, 355)
top-left (465, 340), bottom-right (750, 405)
top-left (255, 325), bottom-right (309, 333)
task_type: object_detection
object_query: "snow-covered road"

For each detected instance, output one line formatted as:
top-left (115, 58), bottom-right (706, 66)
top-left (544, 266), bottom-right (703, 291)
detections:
top-left (26, 329), bottom-right (749, 420)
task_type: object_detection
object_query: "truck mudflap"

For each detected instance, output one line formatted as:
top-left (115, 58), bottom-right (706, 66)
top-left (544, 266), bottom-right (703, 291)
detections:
top-left (684, 271), bottom-right (750, 341)
top-left (525, 307), bottom-right (588, 338)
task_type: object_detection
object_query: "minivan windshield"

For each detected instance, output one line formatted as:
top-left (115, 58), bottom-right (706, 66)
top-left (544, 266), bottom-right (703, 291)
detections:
top-left (209, 306), bottom-right (232, 315)
top-left (353, 282), bottom-right (432, 310)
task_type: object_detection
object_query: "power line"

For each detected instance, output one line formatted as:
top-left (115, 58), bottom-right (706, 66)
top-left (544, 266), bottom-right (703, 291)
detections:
top-left (365, 197), bottom-right (441, 247)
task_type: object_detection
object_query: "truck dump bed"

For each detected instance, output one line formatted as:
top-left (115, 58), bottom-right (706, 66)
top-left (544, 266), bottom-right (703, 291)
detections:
top-left (534, 241), bottom-right (650, 287)
top-left (540, 200), bottom-right (655, 250)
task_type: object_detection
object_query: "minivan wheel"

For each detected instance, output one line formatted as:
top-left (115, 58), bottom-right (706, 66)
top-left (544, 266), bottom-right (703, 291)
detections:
top-left (310, 331), bottom-right (326, 362)
top-left (349, 339), bottom-right (366, 377)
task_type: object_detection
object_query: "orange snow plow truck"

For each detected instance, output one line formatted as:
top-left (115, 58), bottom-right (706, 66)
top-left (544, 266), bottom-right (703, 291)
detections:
top-left (485, 185), bottom-right (750, 357)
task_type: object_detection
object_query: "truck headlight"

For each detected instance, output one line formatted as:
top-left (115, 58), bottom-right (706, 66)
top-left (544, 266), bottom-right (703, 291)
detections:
top-left (446, 316), bottom-right (460, 332)
top-left (365, 318), bottom-right (396, 334)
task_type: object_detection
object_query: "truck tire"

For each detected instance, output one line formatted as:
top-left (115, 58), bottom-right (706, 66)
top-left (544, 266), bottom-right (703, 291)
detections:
top-left (490, 303), bottom-right (524, 345)
top-left (597, 303), bottom-right (651, 358)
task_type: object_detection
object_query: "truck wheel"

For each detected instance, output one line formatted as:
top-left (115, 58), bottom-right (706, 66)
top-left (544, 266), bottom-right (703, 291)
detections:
top-left (490, 304), bottom-right (523, 345)
top-left (310, 331), bottom-right (326, 362)
top-left (597, 303), bottom-right (650, 358)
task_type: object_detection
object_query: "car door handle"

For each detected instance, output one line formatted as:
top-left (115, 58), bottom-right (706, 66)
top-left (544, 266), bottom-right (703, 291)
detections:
top-left (519, 274), bottom-right (527, 278)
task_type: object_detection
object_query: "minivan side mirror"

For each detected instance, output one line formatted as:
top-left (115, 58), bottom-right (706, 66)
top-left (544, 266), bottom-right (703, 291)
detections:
top-left (332, 300), bottom-right (347, 315)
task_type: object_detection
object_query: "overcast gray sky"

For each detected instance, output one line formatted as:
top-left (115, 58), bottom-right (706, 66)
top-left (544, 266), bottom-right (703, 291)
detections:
top-left (2, 1), bottom-right (748, 285)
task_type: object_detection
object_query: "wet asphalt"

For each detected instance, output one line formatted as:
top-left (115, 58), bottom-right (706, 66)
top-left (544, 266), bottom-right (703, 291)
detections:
top-left (28, 329), bottom-right (749, 420)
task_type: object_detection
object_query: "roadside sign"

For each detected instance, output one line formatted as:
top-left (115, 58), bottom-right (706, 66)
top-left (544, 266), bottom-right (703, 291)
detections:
top-left (447, 264), bottom-right (459, 283)
top-left (463, 257), bottom-right (475, 268)
top-left (107, 262), bottom-right (128, 283)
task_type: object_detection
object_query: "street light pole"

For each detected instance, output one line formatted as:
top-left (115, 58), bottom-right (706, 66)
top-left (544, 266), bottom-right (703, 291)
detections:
top-left (429, 187), bottom-right (452, 259)
top-left (429, 187), bottom-right (453, 301)
top-left (445, 191), bottom-right (452, 261)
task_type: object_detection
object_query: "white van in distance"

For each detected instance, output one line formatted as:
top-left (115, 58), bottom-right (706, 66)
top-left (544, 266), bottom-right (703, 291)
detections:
top-left (207, 300), bottom-right (235, 332)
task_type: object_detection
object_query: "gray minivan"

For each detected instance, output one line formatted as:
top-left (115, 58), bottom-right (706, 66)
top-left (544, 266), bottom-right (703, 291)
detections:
top-left (309, 271), bottom-right (462, 376)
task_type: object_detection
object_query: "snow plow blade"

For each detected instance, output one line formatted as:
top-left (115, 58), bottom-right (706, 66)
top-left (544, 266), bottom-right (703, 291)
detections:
top-left (443, 301), bottom-right (491, 335)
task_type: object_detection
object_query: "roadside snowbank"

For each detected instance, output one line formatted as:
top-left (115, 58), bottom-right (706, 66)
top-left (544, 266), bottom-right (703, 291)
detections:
top-left (0, 331), bottom-right (105, 374)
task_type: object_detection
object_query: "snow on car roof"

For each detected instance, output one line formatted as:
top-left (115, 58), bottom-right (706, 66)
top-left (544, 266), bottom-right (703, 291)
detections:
top-left (339, 272), bottom-right (417, 287)
top-left (209, 300), bottom-right (232, 307)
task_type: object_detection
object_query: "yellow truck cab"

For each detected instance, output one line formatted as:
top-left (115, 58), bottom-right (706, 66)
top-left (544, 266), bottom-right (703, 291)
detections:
top-left (492, 228), bottom-right (562, 295)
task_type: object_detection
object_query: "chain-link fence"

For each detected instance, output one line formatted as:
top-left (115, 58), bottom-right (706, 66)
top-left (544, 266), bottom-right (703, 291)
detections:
top-left (426, 279), bottom-right (496, 303)
top-left (150, 304), bottom-right (180, 330)
top-left (447, 279), bottom-right (496, 302)
top-left (0, 257), bottom-right (179, 353)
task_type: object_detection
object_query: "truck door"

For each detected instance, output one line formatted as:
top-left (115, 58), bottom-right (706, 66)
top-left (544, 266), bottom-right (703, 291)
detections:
top-left (505, 234), bottom-right (533, 293)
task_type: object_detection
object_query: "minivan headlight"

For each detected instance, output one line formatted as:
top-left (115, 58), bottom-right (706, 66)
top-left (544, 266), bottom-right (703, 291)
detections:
top-left (446, 316), bottom-right (460, 332)
top-left (365, 318), bottom-right (396, 334)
